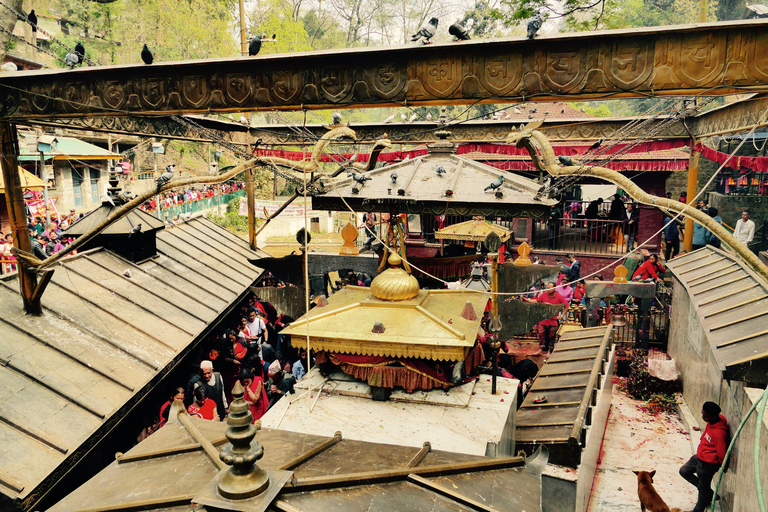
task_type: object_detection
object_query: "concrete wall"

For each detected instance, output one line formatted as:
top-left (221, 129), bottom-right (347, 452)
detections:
top-left (667, 277), bottom-right (768, 512)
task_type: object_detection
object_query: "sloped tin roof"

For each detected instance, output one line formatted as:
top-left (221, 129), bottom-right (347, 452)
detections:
top-left (0, 217), bottom-right (264, 509)
top-left (313, 149), bottom-right (556, 218)
top-left (666, 246), bottom-right (768, 382)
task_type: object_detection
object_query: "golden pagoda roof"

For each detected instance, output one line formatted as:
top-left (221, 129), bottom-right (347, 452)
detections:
top-left (435, 218), bottom-right (512, 243)
top-left (282, 286), bottom-right (489, 361)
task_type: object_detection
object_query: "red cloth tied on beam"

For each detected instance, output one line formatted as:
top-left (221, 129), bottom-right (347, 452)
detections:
top-left (695, 142), bottom-right (768, 173)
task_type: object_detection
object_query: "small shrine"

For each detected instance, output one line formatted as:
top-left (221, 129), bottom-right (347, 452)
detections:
top-left (279, 251), bottom-right (489, 393)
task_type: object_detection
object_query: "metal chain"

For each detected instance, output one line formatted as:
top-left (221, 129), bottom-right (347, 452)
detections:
top-left (0, 22), bottom-right (66, 67)
top-left (0, 0), bottom-right (98, 66)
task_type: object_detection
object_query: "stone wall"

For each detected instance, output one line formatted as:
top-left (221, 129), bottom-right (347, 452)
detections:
top-left (709, 192), bottom-right (766, 245)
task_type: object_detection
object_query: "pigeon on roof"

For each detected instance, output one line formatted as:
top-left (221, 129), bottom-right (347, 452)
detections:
top-left (141, 44), bottom-right (154, 64)
top-left (527, 11), bottom-right (543, 39)
top-left (74, 42), bottom-right (85, 64)
top-left (448, 22), bottom-right (470, 41)
top-left (64, 52), bottom-right (79, 69)
top-left (484, 176), bottom-right (504, 192)
top-left (248, 34), bottom-right (262, 56)
top-left (411, 17), bottom-right (439, 43)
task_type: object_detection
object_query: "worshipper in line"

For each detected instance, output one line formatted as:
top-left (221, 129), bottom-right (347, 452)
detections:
top-left (266, 360), bottom-right (295, 409)
top-left (158, 387), bottom-right (185, 429)
top-left (679, 401), bottom-right (728, 512)
top-left (522, 282), bottom-right (568, 357)
top-left (632, 254), bottom-right (665, 283)
top-left (188, 386), bottom-right (219, 421)
top-left (733, 210), bottom-right (755, 246)
top-left (238, 368), bottom-right (268, 421)
top-left (186, 360), bottom-right (228, 419)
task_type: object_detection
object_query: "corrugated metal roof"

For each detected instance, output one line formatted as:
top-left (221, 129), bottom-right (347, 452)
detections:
top-left (18, 136), bottom-right (121, 161)
top-left (47, 410), bottom-right (543, 512)
top-left (0, 217), bottom-right (264, 509)
top-left (666, 247), bottom-right (768, 382)
top-left (516, 325), bottom-right (613, 467)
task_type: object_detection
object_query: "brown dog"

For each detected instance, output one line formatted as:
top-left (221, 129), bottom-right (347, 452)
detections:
top-left (632, 470), bottom-right (681, 512)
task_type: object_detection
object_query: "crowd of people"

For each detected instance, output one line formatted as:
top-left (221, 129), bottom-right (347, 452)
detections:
top-left (153, 285), bottom-right (313, 429)
top-left (1, 210), bottom-right (82, 274)
top-left (139, 182), bottom-right (245, 213)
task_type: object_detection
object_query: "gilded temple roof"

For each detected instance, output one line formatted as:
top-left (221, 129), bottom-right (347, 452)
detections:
top-left (435, 218), bottom-right (512, 243)
top-left (282, 286), bottom-right (489, 361)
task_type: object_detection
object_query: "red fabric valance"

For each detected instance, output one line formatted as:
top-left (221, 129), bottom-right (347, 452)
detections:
top-left (316, 349), bottom-right (482, 393)
top-left (254, 139), bottom-right (689, 168)
top-left (695, 142), bottom-right (768, 173)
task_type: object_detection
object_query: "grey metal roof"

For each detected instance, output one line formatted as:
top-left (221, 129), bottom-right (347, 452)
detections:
top-left (47, 409), bottom-right (544, 512)
top-left (516, 325), bottom-right (613, 467)
top-left (64, 204), bottom-right (166, 236)
top-left (313, 147), bottom-right (556, 218)
top-left (0, 217), bottom-right (264, 510)
top-left (666, 246), bottom-right (768, 382)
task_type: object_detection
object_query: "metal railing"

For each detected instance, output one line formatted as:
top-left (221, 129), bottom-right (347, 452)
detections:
top-left (532, 217), bottom-right (628, 254)
top-left (144, 190), bottom-right (246, 221)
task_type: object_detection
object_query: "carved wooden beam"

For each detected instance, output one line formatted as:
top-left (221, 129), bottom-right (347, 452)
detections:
top-left (691, 93), bottom-right (768, 137)
top-left (2, 20), bottom-right (768, 119)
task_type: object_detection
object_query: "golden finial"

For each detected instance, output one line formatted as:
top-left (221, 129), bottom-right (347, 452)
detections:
top-left (514, 241), bottom-right (532, 265)
top-left (613, 265), bottom-right (628, 283)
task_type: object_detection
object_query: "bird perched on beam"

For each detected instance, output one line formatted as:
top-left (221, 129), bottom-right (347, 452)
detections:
top-left (141, 44), bottom-right (154, 64)
top-left (527, 11), bottom-right (543, 39)
top-left (435, 164), bottom-right (446, 176)
top-left (64, 52), bottom-right (79, 69)
top-left (585, 138), bottom-right (603, 153)
top-left (448, 22), bottom-right (470, 41)
top-left (129, 223), bottom-right (142, 238)
top-left (390, 171), bottom-right (398, 182)
top-left (484, 176), bottom-right (504, 192)
top-left (411, 17), bottom-right (439, 43)
top-left (383, 114), bottom-right (395, 123)
top-left (27, 9), bottom-right (37, 32)
top-left (332, 112), bottom-right (342, 125)
top-left (558, 155), bottom-right (581, 166)
top-left (248, 34), bottom-right (262, 56)
top-left (351, 172), bottom-right (371, 184)
top-left (156, 164), bottom-right (174, 191)
top-left (74, 42), bottom-right (85, 64)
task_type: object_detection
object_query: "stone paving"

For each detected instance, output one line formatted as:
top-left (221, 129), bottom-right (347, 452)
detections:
top-left (588, 378), bottom-right (721, 512)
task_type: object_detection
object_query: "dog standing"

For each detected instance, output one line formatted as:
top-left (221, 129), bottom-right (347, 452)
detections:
top-left (632, 470), bottom-right (681, 512)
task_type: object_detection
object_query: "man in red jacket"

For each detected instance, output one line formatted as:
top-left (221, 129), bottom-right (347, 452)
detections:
top-left (679, 401), bottom-right (729, 512)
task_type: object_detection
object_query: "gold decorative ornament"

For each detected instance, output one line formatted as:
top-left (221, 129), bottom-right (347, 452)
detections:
top-left (514, 242), bottom-right (532, 266)
top-left (613, 265), bottom-right (629, 283)
top-left (370, 252), bottom-right (420, 301)
top-left (339, 222), bottom-right (360, 255)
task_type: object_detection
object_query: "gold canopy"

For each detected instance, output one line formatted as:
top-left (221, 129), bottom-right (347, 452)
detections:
top-left (282, 286), bottom-right (489, 361)
top-left (0, 167), bottom-right (46, 193)
top-left (434, 218), bottom-right (512, 243)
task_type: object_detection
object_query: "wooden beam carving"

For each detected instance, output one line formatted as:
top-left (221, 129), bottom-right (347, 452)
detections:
top-left (2, 20), bottom-right (768, 118)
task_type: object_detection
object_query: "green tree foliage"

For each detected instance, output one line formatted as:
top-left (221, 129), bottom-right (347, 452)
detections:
top-left (248, 0), bottom-right (313, 53)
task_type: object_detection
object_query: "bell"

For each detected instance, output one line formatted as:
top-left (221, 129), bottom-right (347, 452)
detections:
top-left (611, 312), bottom-right (626, 327)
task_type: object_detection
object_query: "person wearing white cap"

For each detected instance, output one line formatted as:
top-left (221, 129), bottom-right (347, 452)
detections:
top-left (266, 359), bottom-right (295, 409)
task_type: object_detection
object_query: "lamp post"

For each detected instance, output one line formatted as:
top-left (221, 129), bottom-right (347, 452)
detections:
top-left (484, 231), bottom-right (503, 395)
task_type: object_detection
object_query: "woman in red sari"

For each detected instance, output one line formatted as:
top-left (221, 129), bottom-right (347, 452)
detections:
top-left (238, 368), bottom-right (268, 421)
top-left (158, 387), bottom-right (185, 428)
top-left (187, 386), bottom-right (220, 421)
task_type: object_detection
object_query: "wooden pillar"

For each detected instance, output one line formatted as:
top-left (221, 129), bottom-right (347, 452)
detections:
top-left (683, 139), bottom-right (699, 252)
top-left (246, 167), bottom-right (256, 250)
top-left (1, 121), bottom-right (40, 314)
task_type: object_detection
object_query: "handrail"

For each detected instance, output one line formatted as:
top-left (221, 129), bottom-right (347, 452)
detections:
top-left (568, 325), bottom-right (613, 446)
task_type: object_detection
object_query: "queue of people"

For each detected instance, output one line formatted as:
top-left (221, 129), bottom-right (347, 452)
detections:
top-left (139, 182), bottom-right (245, 213)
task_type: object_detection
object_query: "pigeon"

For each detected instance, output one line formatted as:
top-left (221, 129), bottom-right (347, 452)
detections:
top-left (448, 22), bottom-right (470, 41)
top-left (352, 172), bottom-right (371, 184)
top-left (408, 113), bottom-right (417, 123)
top-left (390, 171), bottom-right (398, 182)
top-left (426, 113), bottom-right (432, 121)
top-left (74, 42), bottom-right (85, 64)
top-left (64, 52), bottom-right (79, 69)
top-left (585, 138), bottom-right (603, 153)
top-left (435, 164), bottom-right (446, 176)
top-left (332, 112), bottom-right (342, 125)
top-left (484, 176), bottom-right (504, 192)
top-left (141, 44), bottom-right (154, 64)
top-left (27, 9), bottom-right (37, 32)
top-left (411, 17), bottom-right (439, 43)
top-left (239, 116), bottom-right (249, 125)
top-left (527, 11), bottom-right (543, 39)
top-left (129, 223), bottom-right (142, 238)
top-left (401, 113), bottom-right (408, 122)
top-left (248, 34), bottom-right (262, 56)
top-left (383, 114), bottom-right (395, 123)
top-left (119, 190), bottom-right (134, 203)
top-left (156, 165), bottom-right (174, 190)
top-left (559, 155), bottom-right (574, 166)
top-left (123, 269), bottom-right (132, 278)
